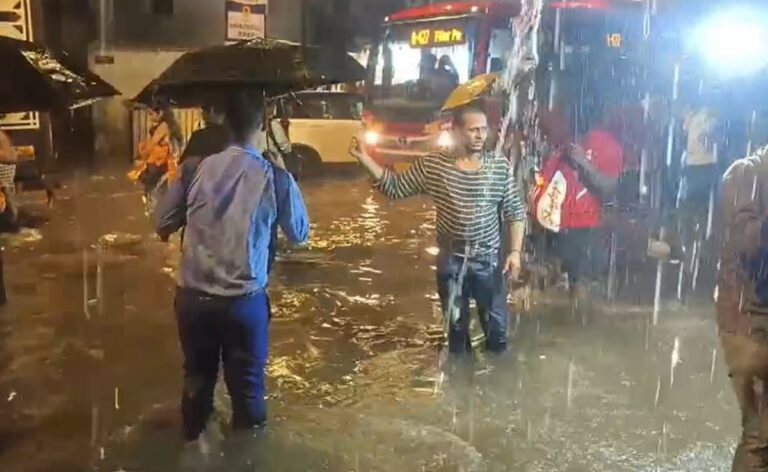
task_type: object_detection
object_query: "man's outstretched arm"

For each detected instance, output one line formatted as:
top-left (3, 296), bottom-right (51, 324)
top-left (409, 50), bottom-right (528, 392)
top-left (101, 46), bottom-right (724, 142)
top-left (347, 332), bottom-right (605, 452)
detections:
top-left (351, 134), bottom-right (428, 199)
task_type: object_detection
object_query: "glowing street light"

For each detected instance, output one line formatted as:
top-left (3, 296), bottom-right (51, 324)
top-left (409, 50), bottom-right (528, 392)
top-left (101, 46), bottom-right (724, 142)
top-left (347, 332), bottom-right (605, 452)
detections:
top-left (691, 7), bottom-right (768, 78)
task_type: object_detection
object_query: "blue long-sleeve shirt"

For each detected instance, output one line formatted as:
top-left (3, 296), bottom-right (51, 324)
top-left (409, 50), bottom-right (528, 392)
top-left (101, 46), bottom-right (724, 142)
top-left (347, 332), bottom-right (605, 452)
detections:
top-left (154, 145), bottom-right (309, 297)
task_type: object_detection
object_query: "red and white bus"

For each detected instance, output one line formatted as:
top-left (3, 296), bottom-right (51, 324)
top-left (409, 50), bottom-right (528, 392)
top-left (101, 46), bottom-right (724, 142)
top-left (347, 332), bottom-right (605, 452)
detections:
top-left (362, 1), bottom-right (521, 167)
top-left (360, 0), bottom-right (647, 168)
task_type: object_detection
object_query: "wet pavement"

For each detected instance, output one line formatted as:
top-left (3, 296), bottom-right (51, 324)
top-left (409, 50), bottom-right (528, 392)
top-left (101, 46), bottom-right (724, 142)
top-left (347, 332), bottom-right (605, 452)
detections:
top-left (0, 172), bottom-right (738, 471)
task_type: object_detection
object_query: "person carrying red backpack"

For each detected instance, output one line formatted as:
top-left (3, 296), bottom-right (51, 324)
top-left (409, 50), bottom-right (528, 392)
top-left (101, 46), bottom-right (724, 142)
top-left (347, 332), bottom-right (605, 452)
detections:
top-left (531, 106), bottom-right (624, 299)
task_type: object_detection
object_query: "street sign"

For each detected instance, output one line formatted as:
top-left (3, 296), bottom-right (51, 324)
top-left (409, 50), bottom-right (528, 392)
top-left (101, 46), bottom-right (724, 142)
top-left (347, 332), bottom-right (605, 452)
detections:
top-left (225, 0), bottom-right (267, 42)
top-left (410, 27), bottom-right (466, 48)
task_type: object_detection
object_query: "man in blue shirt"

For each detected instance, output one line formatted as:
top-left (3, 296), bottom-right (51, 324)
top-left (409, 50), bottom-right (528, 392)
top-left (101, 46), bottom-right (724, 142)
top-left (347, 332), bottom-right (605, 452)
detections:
top-left (154, 90), bottom-right (310, 444)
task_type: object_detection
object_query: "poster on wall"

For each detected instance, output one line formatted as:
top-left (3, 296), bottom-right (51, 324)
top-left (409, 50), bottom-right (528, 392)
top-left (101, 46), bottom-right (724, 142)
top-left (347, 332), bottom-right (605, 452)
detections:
top-left (226, 0), bottom-right (267, 42)
top-left (0, 0), bottom-right (39, 130)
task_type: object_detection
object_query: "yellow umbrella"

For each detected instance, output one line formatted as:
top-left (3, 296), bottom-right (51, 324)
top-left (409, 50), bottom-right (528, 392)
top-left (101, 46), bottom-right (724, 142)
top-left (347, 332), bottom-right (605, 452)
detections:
top-left (441, 73), bottom-right (498, 112)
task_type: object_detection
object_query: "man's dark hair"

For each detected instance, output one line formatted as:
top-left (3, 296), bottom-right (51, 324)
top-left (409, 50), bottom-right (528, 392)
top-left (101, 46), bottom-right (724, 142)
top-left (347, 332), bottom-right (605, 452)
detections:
top-left (452, 104), bottom-right (487, 128)
top-left (223, 89), bottom-right (264, 144)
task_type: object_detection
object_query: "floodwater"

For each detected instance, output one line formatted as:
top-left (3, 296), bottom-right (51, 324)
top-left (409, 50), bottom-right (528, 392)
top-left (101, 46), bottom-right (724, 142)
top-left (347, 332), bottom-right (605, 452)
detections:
top-left (0, 172), bottom-right (738, 471)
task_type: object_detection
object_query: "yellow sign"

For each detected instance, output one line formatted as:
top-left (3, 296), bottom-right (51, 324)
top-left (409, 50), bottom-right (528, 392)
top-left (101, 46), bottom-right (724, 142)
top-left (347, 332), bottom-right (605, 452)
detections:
top-left (410, 27), bottom-right (465, 48)
top-left (606, 33), bottom-right (622, 48)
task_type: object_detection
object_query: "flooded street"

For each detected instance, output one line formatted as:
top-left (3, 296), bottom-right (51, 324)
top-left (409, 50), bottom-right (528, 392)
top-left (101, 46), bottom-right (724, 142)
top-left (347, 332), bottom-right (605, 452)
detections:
top-left (0, 172), bottom-right (737, 471)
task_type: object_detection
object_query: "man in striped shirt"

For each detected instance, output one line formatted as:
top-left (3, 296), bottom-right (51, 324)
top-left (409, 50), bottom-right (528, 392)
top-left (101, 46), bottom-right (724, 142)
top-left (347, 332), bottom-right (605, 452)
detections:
top-left (354, 106), bottom-right (526, 353)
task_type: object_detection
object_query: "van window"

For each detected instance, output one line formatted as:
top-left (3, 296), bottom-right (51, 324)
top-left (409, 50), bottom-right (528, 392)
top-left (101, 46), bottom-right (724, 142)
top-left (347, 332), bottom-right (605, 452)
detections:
top-left (288, 95), bottom-right (363, 120)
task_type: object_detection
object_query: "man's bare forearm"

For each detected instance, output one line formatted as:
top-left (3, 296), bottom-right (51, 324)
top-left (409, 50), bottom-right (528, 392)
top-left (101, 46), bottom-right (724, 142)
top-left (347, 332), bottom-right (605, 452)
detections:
top-left (508, 220), bottom-right (526, 253)
top-left (577, 161), bottom-right (618, 199)
top-left (357, 147), bottom-right (385, 180)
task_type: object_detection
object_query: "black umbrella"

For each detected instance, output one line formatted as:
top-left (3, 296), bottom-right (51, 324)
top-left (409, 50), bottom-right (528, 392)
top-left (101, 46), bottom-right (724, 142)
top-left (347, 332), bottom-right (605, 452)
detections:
top-left (133, 38), bottom-right (366, 107)
top-left (0, 36), bottom-right (119, 113)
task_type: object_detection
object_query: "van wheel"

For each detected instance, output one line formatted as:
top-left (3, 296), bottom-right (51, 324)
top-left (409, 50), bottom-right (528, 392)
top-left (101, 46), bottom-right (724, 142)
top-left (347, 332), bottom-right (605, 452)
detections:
top-left (293, 146), bottom-right (323, 178)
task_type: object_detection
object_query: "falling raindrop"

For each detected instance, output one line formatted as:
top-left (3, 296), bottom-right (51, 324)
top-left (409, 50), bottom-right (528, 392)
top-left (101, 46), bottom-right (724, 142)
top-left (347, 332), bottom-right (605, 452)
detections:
top-left (705, 187), bottom-right (715, 241)
top-left (644, 320), bottom-right (650, 351)
top-left (672, 63), bottom-right (680, 101)
top-left (434, 369), bottom-right (445, 397)
top-left (658, 422), bottom-right (669, 456)
top-left (96, 247), bottom-right (104, 316)
top-left (670, 337), bottom-right (681, 387)
top-left (607, 232), bottom-right (617, 302)
top-left (114, 387), bottom-right (120, 411)
top-left (91, 404), bottom-right (99, 446)
top-left (652, 257), bottom-right (664, 326)
top-left (554, 8), bottom-right (562, 54)
top-left (654, 375), bottom-right (661, 408)
top-left (691, 240), bottom-right (701, 293)
top-left (468, 397), bottom-right (475, 443)
top-left (753, 175), bottom-right (759, 202)
top-left (83, 250), bottom-right (91, 320)
top-left (710, 347), bottom-right (717, 383)
top-left (642, 0), bottom-right (651, 39)
top-left (566, 359), bottom-right (575, 409)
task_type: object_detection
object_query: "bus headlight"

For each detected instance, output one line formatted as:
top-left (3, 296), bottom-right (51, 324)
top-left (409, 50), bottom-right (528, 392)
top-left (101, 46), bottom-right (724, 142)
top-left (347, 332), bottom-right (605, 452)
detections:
top-left (437, 131), bottom-right (453, 149)
top-left (693, 8), bottom-right (768, 77)
top-left (364, 130), bottom-right (380, 145)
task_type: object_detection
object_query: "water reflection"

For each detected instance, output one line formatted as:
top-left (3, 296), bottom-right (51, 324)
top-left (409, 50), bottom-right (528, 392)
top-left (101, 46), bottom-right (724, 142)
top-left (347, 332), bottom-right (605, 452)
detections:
top-left (0, 174), bottom-right (740, 471)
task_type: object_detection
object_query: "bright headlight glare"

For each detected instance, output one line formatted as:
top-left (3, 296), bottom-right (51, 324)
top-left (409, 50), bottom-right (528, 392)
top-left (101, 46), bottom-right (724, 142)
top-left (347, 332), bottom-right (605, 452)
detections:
top-left (364, 130), bottom-right (380, 145)
top-left (437, 131), bottom-right (453, 148)
top-left (693, 8), bottom-right (768, 77)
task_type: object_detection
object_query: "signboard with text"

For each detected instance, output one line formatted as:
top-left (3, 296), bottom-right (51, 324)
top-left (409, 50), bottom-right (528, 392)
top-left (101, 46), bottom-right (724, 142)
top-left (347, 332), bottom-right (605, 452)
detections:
top-left (226, 0), bottom-right (267, 42)
top-left (409, 27), bottom-right (466, 48)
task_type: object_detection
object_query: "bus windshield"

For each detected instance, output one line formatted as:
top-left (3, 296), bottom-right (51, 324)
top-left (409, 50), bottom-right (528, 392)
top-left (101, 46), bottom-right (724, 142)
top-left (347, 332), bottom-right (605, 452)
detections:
top-left (369, 18), bottom-right (477, 106)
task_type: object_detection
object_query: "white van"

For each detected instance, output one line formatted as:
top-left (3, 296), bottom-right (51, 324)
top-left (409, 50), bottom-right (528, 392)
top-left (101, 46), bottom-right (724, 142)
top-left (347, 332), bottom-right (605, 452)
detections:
top-left (279, 91), bottom-right (363, 172)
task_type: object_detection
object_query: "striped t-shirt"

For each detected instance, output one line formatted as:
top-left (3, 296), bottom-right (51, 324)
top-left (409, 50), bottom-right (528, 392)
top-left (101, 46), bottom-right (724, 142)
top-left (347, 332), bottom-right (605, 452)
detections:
top-left (376, 151), bottom-right (526, 252)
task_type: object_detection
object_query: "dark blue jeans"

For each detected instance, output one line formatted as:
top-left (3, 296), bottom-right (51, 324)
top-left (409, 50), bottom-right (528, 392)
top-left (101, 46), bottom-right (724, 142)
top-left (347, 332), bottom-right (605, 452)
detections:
top-left (436, 250), bottom-right (509, 354)
top-left (175, 287), bottom-right (270, 441)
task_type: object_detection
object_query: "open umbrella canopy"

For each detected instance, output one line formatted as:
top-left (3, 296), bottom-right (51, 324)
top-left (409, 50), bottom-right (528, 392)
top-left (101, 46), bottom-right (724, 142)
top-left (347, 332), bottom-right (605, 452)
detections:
top-left (0, 36), bottom-right (119, 113)
top-left (442, 73), bottom-right (499, 112)
top-left (134, 38), bottom-right (367, 107)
